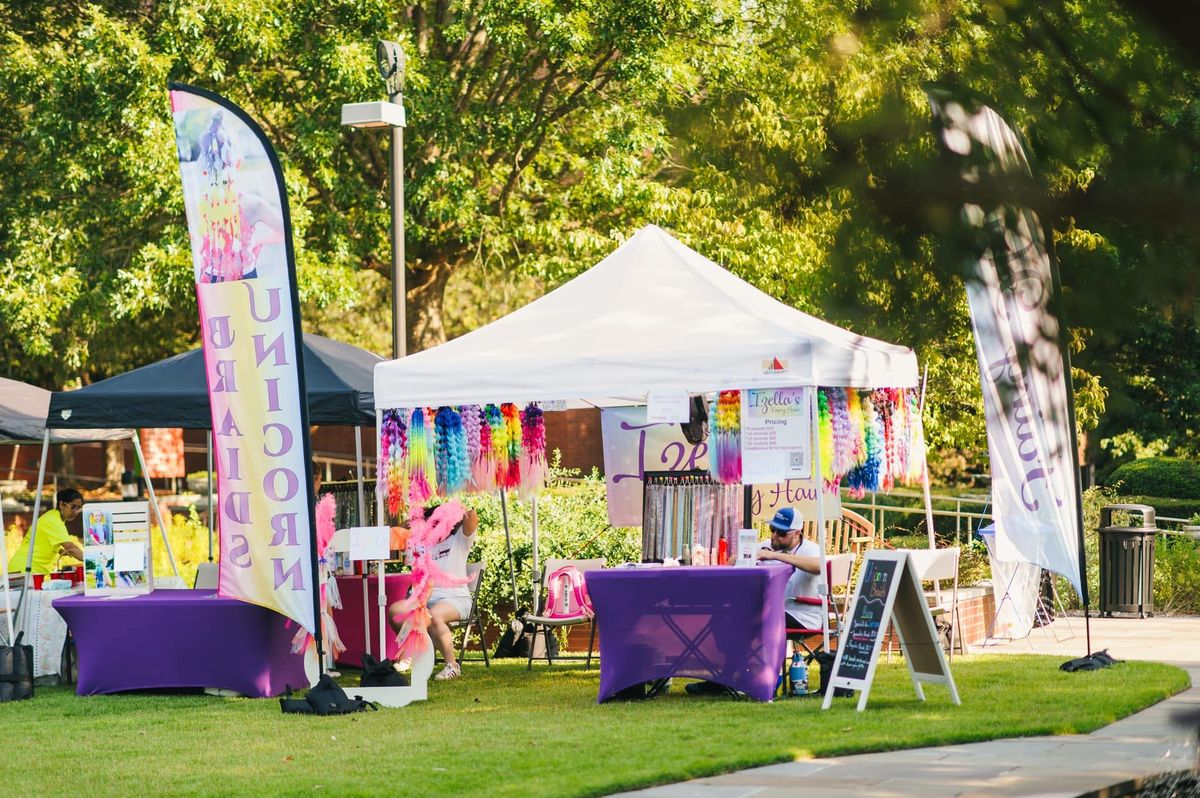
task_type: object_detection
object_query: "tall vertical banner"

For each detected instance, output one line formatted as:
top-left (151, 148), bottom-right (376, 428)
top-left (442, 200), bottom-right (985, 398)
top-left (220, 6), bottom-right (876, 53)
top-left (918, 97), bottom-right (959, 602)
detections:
top-left (170, 85), bottom-right (319, 636)
top-left (928, 89), bottom-right (1084, 598)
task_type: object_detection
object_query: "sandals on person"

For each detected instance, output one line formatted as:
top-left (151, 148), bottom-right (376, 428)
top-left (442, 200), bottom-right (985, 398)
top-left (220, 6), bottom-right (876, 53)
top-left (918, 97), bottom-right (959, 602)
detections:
top-left (434, 663), bottom-right (461, 681)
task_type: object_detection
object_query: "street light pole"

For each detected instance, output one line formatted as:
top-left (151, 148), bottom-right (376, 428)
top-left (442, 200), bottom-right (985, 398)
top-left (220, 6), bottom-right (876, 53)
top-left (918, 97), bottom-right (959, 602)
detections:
top-left (341, 39), bottom-right (408, 360)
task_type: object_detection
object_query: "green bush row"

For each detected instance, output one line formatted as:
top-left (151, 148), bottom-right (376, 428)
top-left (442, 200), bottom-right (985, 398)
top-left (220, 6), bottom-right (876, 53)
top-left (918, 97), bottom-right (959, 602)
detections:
top-left (1105, 457), bottom-right (1200, 499)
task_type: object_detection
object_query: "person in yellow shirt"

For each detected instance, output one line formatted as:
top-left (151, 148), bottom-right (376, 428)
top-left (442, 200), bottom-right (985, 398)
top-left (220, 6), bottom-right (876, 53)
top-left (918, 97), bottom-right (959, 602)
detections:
top-left (7, 489), bottom-right (85, 575)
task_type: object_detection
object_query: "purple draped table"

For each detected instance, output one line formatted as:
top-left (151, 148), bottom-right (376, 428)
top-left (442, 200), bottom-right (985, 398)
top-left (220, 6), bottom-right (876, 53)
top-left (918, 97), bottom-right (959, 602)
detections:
top-left (586, 565), bottom-right (789, 703)
top-left (331, 574), bottom-right (413, 667)
top-left (54, 590), bottom-right (309, 697)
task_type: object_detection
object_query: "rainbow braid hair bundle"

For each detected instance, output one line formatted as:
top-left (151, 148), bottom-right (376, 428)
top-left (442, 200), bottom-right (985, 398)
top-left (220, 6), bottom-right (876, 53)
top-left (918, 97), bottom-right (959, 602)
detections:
top-left (485, 404), bottom-right (509, 490)
top-left (434, 406), bottom-right (469, 495)
top-left (845, 390), bottom-right (883, 497)
top-left (378, 408), bottom-right (408, 519)
top-left (817, 389), bottom-right (835, 485)
top-left (874, 388), bottom-right (898, 492)
top-left (406, 407), bottom-right (436, 508)
top-left (709, 390), bottom-right (742, 484)
top-left (460, 405), bottom-right (483, 489)
top-left (519, 402), bottom-right (547, 498)
top-left (474, 406), bottom-right (496, 491)
top-left (500, 402), bottom-right (523, 489)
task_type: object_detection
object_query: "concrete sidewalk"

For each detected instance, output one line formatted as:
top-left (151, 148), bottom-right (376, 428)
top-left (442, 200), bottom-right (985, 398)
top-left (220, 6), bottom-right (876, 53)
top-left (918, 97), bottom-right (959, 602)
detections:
top-left (622, 615), bottom-right (1200, 797)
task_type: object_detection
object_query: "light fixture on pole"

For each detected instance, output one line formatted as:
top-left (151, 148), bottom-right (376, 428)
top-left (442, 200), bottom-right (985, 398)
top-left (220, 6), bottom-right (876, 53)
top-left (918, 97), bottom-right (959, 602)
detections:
top-left (341, 40), bottom-right (407, 359)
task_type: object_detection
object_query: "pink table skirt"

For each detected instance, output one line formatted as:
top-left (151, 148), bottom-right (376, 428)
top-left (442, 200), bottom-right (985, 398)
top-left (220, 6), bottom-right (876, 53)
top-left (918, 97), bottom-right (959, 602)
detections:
top-left (331, 574), bottom-right (413, 667)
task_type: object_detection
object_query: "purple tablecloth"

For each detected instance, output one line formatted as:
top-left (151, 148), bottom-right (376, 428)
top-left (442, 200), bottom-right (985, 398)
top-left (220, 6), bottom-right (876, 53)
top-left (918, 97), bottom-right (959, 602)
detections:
top-left (54, 590), bottom-right (309, 697)
top-left (330, 574), bottom-right (413, 666)
top-left (587, 566), bottom-right (789, 702)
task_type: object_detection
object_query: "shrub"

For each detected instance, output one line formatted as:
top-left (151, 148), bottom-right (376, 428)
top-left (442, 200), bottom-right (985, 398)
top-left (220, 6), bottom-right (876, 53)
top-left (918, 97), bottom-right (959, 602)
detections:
top-left (1153, 535), bottom-right (1200, 615)
top-left (1105, 457), bottom-right (1200, 499)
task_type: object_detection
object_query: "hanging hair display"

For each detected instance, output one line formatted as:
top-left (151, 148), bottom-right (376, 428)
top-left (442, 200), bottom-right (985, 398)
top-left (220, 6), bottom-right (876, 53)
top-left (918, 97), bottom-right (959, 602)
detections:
top-left (461, 405), bottom-right (482, 489)
top-left (434, 406), bottom-right (469, 495)
top-left (817, 389), bottom-right (835, 485)
top-left (500, 402), bottom-right (523, 489)
top-left (378, 408), bottom-right (408, 519)
top-left (709, 390), bottom-right (742, 484)
top-left (519, 402), bottom-right (547, 497)
top-left (474, 406), bottom-right (496, 492)
top-left (406, 407), bottom-right (435, 510)
top-left (875, 388), bottom-right (898, 492)
top-left (485, 403), bottom-right (509, 490)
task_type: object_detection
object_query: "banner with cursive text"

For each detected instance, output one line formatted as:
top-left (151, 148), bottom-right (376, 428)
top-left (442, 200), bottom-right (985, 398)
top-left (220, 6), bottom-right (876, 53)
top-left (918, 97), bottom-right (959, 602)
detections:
top-left (170, 85), bottom-right (318, 635)
top-left (600, 406), bottom-right (839, 527)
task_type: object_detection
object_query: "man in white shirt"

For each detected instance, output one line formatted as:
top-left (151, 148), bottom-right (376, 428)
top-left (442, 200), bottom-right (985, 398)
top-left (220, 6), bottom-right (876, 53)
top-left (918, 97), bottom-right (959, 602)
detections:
top-left (756, 507), bottom-right (823, 629)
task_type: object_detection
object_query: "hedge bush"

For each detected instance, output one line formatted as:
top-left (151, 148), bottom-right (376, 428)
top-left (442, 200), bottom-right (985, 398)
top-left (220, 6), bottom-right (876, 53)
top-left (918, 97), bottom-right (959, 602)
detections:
top-left (1105, 457), bottom-right (1200, 499)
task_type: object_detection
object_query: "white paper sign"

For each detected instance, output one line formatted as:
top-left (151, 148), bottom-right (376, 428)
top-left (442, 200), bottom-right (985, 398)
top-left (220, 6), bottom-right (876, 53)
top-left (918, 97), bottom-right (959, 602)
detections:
top-left (349, 526), bottom-right (390, 561)
top-left (646, 389), bottom-right (690, 423)
top-left (741, 387), bottom-right (813, 483)
top-left (735, 529), bottom-right (760, 568)
top-left (113, 541), bottom-right (144, 572)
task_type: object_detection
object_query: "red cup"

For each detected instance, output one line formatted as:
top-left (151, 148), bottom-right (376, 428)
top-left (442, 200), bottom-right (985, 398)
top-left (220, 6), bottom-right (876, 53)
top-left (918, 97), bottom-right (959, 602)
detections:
top-left (73, 565), bottom-right (84, 585)
top-left (31, 574), bottom-right (44, 590)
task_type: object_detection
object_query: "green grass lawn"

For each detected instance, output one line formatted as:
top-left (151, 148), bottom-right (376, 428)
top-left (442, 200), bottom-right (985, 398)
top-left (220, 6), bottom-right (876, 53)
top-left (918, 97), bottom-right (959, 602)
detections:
top-left (2, 655), bottom-right (1188, 797)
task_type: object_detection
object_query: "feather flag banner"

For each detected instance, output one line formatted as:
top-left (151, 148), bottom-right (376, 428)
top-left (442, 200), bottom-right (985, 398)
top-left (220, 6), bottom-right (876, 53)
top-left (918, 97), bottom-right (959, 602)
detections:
top-left (170, 84), bottom-right (318, 639)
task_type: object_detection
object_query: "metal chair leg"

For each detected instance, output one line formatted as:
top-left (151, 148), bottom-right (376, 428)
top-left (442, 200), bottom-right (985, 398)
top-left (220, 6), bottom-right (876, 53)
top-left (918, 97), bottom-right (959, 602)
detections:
top-left (526, 623), bottom-right (536, 671)
top-left (459, 621), bottom-right (469, 665)
top-left (477, 613), bottom-right (490, 667)
top-left (544, 627), bottom-right (554, 667)
top-left (586, 620), bottom-right (596, 670)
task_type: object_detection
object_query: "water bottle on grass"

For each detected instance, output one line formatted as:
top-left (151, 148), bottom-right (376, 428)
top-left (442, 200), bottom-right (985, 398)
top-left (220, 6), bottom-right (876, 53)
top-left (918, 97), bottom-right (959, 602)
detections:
top-left (789, 651), bottom-right (807, 696)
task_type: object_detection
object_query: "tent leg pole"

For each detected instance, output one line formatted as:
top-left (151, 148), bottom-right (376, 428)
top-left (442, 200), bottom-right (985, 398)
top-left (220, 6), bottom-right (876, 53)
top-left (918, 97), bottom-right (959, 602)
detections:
top-left (375, 413), bottom-right (386, 660)
top-left (531, 495), bottom-right (540, 614)
top-left (355, 426), bottom-right (366, 527)
top-left (8, 444), bottom-right (18, 480)
top-left (206, 431), bottom-right (214, 562)
top-left (1, 502), bottom-right (14, 644)
top-left (499, 490), bottom-right (519, 615)
top-left (133, 432), bottom-right (179, 579)
top-left (15, 430), bottom-right (51, 626)
top-left (809, 390), bottom-right (831, 652)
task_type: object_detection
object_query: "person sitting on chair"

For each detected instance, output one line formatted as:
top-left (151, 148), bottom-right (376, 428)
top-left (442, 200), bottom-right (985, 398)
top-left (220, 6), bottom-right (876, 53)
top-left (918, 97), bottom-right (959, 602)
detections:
top-left (387, 504), bottom-right (478, 682)
top-left (7, 488), bottom-right (85, 575)
top-left (756, 507), bottom-right (823, 630)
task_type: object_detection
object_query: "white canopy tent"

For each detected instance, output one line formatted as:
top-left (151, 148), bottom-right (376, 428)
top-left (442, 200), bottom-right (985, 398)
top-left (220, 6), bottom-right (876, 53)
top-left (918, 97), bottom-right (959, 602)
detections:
top-left (373, 224), bottom-right (928, 650)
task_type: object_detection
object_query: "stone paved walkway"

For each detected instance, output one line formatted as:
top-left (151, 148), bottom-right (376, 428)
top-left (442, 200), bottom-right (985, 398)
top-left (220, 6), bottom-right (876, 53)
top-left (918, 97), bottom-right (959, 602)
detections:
top-left (621, 615), bottom-right (1200, 797)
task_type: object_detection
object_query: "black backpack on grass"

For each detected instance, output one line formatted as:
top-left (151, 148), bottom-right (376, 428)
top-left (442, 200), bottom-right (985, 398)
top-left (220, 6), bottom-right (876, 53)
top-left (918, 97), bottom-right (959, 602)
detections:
top-left (279, 674), bottom-right (377, 715)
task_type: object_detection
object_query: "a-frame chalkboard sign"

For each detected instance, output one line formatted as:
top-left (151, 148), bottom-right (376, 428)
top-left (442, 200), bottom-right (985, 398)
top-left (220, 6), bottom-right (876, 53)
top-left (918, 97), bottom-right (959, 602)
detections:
top-left (822, 549), bottom-right (961, 711)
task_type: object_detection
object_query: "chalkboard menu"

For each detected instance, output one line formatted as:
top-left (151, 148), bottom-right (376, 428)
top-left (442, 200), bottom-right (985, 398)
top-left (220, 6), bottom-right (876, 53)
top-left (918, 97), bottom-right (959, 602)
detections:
top-left (834, 558), bottom-right (897, 682)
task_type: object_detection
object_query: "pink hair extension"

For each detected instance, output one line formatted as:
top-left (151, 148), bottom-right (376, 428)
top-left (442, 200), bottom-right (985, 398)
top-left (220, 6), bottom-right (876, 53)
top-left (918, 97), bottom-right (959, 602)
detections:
top-left (500, 403), bottom-right (523, 490)
top-left (715, 390), bottom-right (741, 484)
top-left (461, 405), bottom-right (482, 487)
top-left (519, 402), bottom-right (547, 496)
top-left (474, 407), bottom-right (496, 491)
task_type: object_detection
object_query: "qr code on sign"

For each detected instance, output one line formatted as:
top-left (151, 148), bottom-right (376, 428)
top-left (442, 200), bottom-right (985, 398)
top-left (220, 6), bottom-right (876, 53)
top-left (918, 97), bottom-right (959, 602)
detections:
top-left (789, 451), bottom-right (806, 469)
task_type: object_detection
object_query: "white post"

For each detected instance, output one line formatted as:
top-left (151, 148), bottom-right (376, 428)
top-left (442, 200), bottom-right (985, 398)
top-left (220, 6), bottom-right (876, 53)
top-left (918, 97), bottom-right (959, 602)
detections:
top-left (810, 389), bottom-right (831, 651)
top-left (13, 429), bottom-right (51, 625)
top-left (1, 501), bottom-right (14, 644)
top-left (375, 412), bottom-right (386, 660)
top-left (354, 426), bottom-right (367, 526)
top-left (531, 494), bottom-right (540, 613)
top-left (206, 430), bottom-right (215, 561)
top-left (131, 432), bottom-right (180, 579)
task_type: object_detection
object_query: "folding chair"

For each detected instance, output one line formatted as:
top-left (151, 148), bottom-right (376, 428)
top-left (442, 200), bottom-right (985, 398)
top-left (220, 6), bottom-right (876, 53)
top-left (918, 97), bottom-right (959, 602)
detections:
top-left (782, 553), bottom-right (856, 691)
top-left (524, 557), bottom-right (605, 670)
top-left (906, 547), bottom-right (963, 660)
top-left (445, 562), bottom-right (490, 667)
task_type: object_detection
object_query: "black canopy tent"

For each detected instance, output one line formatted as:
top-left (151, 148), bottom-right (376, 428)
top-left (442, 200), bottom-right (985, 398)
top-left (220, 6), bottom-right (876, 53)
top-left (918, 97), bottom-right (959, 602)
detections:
top-left (47, 333), bottom-right (380, 430)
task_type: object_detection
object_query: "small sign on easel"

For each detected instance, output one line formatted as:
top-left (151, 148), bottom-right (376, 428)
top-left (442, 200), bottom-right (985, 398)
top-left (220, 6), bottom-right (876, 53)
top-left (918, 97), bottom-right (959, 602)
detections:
top-left (822, 549), bottom-right (960, 711)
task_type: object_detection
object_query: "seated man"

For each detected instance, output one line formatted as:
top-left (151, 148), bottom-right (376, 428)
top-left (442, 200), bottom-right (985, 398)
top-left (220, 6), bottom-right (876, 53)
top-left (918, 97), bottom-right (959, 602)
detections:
top-left (7, 488), bottom-right (85, 575)
top-left (756, 506), bottom-right (823, 630)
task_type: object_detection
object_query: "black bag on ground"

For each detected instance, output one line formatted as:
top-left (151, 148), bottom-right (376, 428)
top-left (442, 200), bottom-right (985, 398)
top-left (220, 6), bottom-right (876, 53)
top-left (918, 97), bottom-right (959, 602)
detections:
top-left (811, 650), bottom-right (853, 698)
top-left (493, 618), bottom-right (528, 659)
top-left (1060, 649), bottom-right (1123, 673)
top-left (279, 674), bottom-right (377, 715)
top-left (0, 631), bottom-right (35, 702)
top-left (360, 653), bottom-right (409, 687)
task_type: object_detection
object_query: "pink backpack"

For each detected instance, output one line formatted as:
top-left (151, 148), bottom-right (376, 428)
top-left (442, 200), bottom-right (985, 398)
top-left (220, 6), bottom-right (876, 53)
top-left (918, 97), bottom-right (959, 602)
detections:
top-left (542, 566), bottom-right (594, 619)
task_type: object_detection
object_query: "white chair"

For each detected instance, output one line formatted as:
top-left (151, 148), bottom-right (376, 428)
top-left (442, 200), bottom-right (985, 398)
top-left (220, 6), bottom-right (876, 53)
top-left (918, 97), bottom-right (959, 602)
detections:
top-left (194, 562), bottom-right (219, 590)
top-left (905, 547), bottom-right (962, 660)
top-left (524, 557), bottom-right (605, 670)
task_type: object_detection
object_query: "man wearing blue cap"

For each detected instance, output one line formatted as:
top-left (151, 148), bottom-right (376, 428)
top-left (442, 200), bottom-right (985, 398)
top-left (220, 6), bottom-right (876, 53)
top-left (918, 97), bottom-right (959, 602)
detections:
top-left (757, 507), bottom-right (823, 630)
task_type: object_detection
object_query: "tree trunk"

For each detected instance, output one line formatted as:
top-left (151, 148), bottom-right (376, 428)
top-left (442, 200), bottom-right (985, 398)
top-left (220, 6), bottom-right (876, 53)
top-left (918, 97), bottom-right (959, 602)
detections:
top-left (407, 261), bottom-right (454, 353)
top-left (104, 439), bottom-right (125, 490)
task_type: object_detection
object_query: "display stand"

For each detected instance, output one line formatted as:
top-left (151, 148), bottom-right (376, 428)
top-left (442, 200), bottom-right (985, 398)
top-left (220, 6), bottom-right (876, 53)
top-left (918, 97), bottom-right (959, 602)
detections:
top-left (822, 550), bottom-right (960, 711)
top-left (640, 470), bottom-right (748, 563)
top-left (81, 501), bottom-right (152, 597)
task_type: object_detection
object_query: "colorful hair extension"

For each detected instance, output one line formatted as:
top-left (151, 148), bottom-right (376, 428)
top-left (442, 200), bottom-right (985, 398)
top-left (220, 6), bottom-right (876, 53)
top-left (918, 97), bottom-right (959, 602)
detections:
top-left (486, 404), bottom-right (509, 491)
top-left (714, 390), bottom-right (742, 484)
top-left (707, 395), bottom-right (721, 482)
top-left (406, 408), bottom-right (435, 511)
top-left (500, 403), bottom-right (523, 489)
top-left (519, 403), bottom-right (547, 497)
top-left (461, 405), bottom-right (481, 488)
top-left (378, 408), bottom-right (407, 519)
top-left (434, 406), bottom-right (469, 495)
top-left (474, 407), bottom-right (496, 491)
top-left (817, 389), bottom-right (835, 485)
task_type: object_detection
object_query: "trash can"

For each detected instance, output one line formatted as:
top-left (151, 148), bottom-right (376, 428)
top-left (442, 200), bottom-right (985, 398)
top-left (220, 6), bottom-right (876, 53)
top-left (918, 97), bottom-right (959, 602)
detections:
top-left (1098, 504), bottom-right (1156, 618)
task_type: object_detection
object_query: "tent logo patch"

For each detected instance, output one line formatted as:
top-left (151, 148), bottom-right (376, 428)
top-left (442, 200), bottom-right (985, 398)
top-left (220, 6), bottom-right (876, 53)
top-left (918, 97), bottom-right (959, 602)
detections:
top-left (60, 409), bottom-right (72, 420)
top-left (762, 358), bottom-right (788, 375)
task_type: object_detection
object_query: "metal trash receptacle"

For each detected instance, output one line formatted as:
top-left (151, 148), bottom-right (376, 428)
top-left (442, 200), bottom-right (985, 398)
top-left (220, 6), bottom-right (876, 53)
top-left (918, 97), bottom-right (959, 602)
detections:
top-left (1098, 503), bottom-right (1156, 618)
